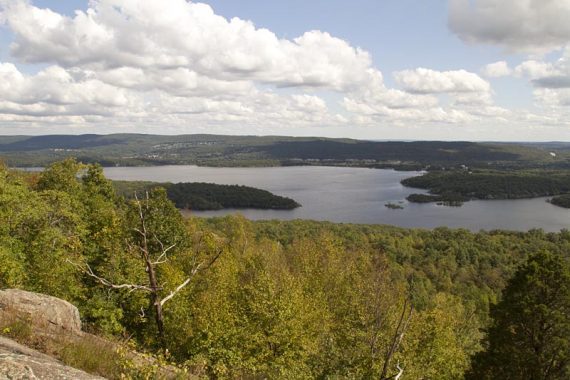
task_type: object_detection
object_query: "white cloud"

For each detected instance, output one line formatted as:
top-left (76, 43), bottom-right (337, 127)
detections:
top-left (519, 47), bottom-right (570, 88)
top-left (514, 60), bottom-right (559, 80)
top-left (0, 59), bottom-right (347, 127)
top-left (340, 67), bottom-right (448, 124)
top-left (0, 0), bottom-right (373, 91)
top-left (0, 63), bottom-right (135, 113)
top-left (448, 0), bottom-right (570, 53)
top-left (0, 0), bottom-right (382, 130)
top-left (341, 68), bottom-right (494, 125)
top-left (291, 94), bottom-right (328, 114)
top-left (393, 68), bottom-right (490, 94)
top-left (452, 92), bottom-right (493, 106)
top-left (0, 0), bottom-right (562, 139)
top-left (481, 61), bottom-right (512, 78)
top-left (534, 88), bottom-right (570, 107)
top-left (512, 47), bottom-right (570, 107)
top-left (342, 100), bottom-right (476, 125)
top-left (95, 67), bottom-right (254, 98)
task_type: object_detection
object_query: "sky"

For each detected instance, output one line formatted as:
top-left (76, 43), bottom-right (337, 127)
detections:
top-left (0, 0), bottom-right (569, 141)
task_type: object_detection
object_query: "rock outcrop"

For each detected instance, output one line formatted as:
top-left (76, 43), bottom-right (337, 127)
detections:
top-left (0, 289), bottom-right (82, 335)
top-left (0, 289), bottom-right (191, 379)
top-left (0, 335), bottom-right (104, 380)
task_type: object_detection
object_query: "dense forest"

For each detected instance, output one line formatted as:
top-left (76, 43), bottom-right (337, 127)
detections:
top-left (1, 159), bottom-right (569, 379)
top-left (0, 134), bottom-right (567, 169)
top-left (113, 180), bottom-right (300, 210)
top-left (550, 194), bottom-right (570, 208)
top-left (403, 170), bottom-right (570, 205)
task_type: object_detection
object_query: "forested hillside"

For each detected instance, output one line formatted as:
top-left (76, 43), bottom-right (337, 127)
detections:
top-left (1, 159), bottom-right (569, 379)
top-left (403, 169), bottom-right (570, 205)
top-left (1, 134), bottom-right (567, 169)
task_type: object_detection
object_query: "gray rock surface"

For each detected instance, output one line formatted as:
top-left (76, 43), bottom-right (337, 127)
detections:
top-left (0, 289), bottom-right (81, 335)
top-left (0, 336), bottom-right (105, 379)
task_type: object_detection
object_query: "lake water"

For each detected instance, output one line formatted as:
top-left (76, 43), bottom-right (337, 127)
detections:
top-left (103, 166), bottom-right (570, 232)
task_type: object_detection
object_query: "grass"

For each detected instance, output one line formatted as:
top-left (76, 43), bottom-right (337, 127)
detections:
top-left (59, 335), bottom-right (122, 378)
top-left (0, 307), bottom-right (191, 379)
top-left (0, 306), bottom-right (34, 342)
top-left (0, 307), bottom-right (120, 377)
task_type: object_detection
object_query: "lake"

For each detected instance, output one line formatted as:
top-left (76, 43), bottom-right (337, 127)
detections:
top-left (103, 165), bottom-right (570, 232)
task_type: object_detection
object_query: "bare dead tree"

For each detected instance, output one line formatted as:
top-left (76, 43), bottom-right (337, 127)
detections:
top-left (394, 362), bottom-right (404, 380)
top-left (380, 298), bottom-right (414, 380)
top-left (69, 191), bottom-right (222, 344)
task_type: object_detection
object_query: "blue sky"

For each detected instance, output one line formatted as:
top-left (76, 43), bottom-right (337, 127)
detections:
top-left (206, 0), bottom-right (535, 109)
top-left (209, 1), bottom-right (481, 71)
top-left (0, 0), bottom-right (568, 140)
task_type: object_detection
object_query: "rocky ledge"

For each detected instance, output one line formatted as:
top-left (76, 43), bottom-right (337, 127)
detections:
top-left (0, 289), bottom-right (103, 379)
top-left (0, 289), bottom-right (82, 335)
top-left (0, 335), bottom-right (104, 380)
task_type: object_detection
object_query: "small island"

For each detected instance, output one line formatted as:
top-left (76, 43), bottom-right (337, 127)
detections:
top-left (113, 180), bottom-right (301, 211)
top-left (384, 202), bottom-right (404, 210)
top-left (406, 193), bottom-right (466, 207)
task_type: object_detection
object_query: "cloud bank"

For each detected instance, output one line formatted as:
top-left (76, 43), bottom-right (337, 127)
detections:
top-left (0, 0), bottom-right (566, 139)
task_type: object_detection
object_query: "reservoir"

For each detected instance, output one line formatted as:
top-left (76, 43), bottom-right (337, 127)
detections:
top-left (103, 165), bottom-right (570, 232)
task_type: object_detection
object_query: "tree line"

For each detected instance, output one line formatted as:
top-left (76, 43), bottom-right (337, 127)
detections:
top-left (403, 169), bottom-right (570, 205)
top-left (549, 194), bottom-right (570, 208)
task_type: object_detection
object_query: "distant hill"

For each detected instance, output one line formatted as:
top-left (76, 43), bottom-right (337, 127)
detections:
top-left (1, 134), bottom-right (568, 169)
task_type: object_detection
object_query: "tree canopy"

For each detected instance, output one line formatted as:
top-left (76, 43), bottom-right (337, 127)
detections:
top-left (467, 251), bottom-right (570, 380)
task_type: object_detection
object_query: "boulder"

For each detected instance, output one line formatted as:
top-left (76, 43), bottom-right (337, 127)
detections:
top-left (0, 336), bottom-right (104, 379)
top-left (0, 289), bottom-right (82, 335)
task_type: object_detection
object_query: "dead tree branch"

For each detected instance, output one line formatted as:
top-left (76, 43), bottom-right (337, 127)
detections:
top-left (67, 259), bottom-right (153, 293)
top-left (160, 246), bottom-right (223, 307)
top-left (394, 362), bottom-right (404, 380)
top-left (380, 299), bottom-right (414, 380)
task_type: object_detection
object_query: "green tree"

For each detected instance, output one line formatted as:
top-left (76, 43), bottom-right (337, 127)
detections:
top-left (467, 251), bottom-right (570, 380)
top-left (36, 158), bottom-right (84, 194)
top-left (0, 164), bottom-right (27, 288)
top-left (76, 188), bottom-right (220, 346)
top-left (400, 293), bottom-right (479, 380)
top-left (0, 160), bottom-right (87, 300)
